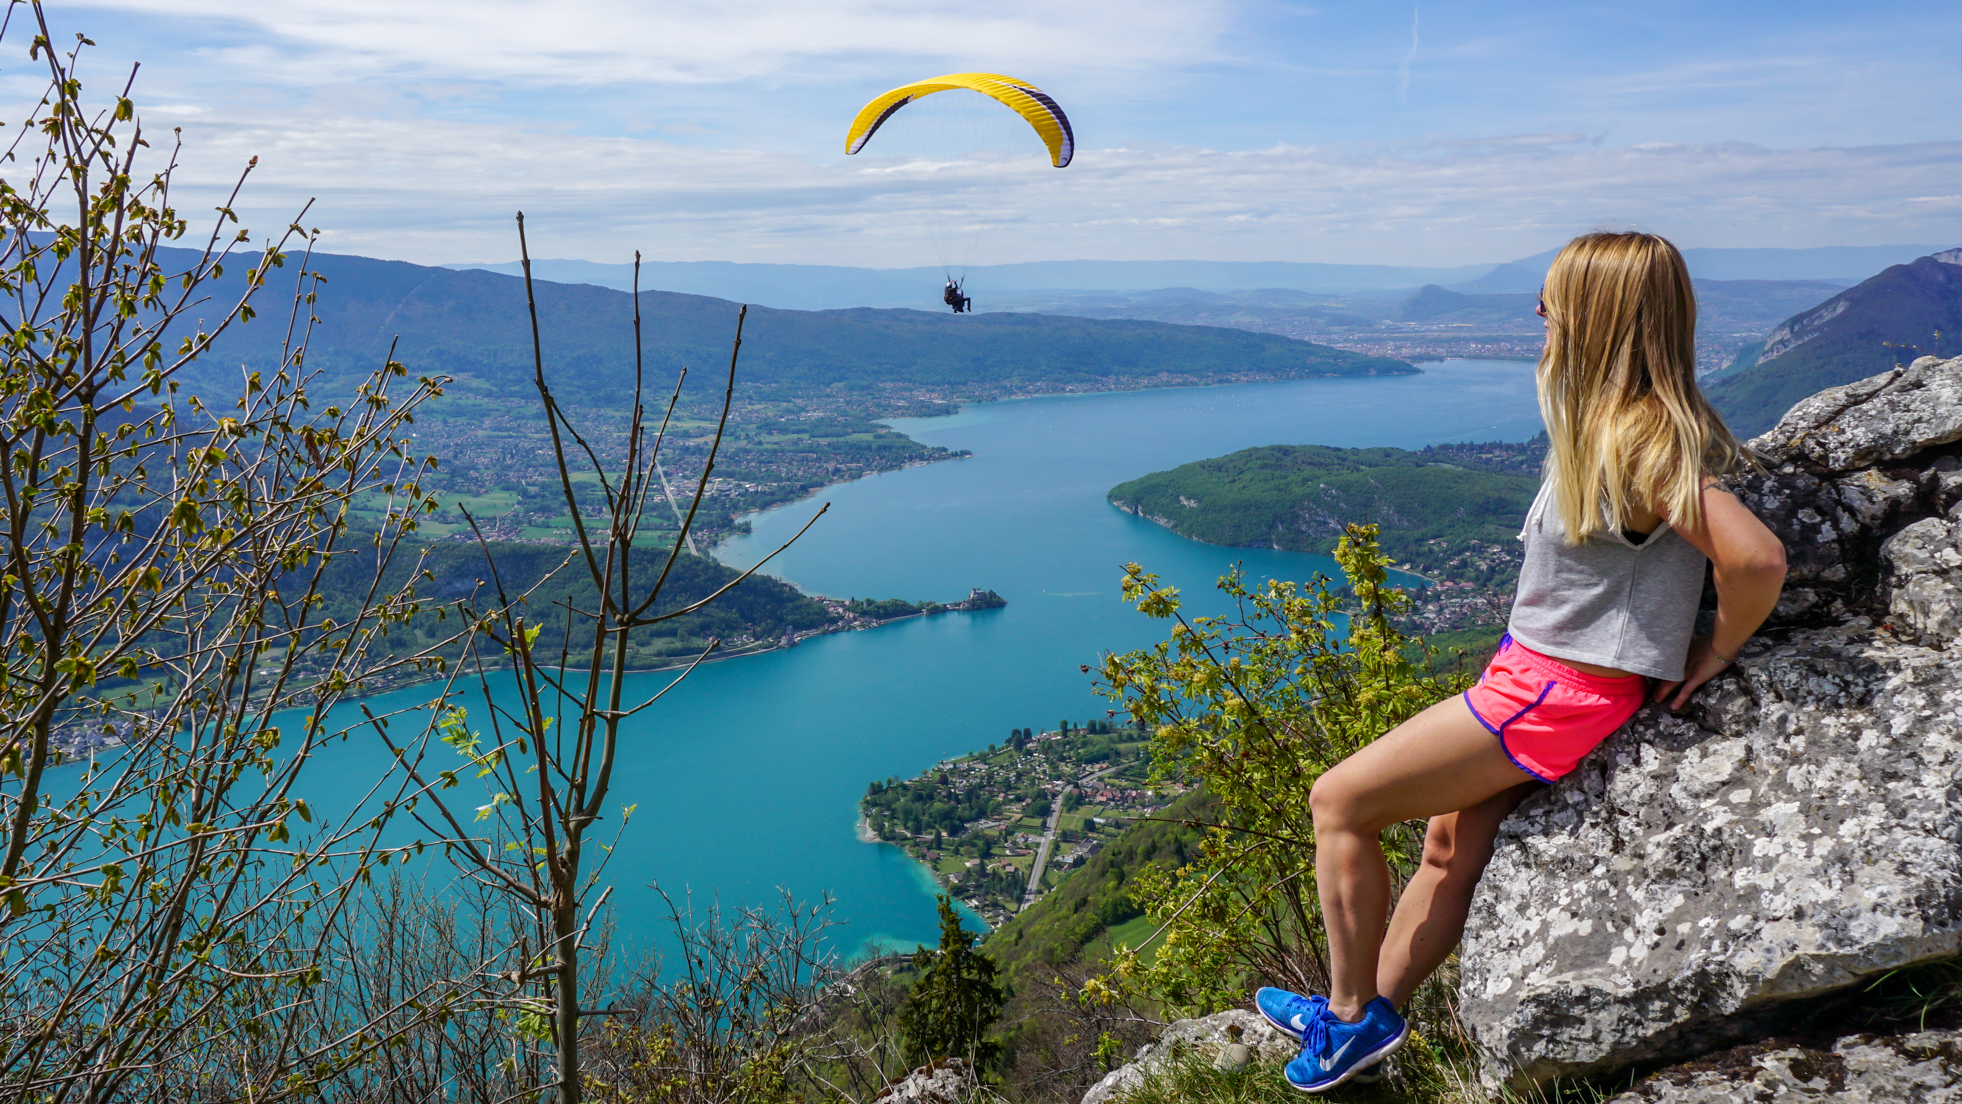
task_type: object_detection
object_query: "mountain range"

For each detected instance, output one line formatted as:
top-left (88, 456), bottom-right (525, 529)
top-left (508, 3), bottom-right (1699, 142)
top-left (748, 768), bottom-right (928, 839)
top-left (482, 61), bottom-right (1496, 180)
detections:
top-left (180, 247), bottom-right (1409, 407)
top-left (1441, 244), bottom-right (1949, 294)
top-left (446, 245), bottom-right (1948, 312)
top-left (182, 240), bottom-right (1962, 445)
top-left (1706, 248), bottom-right (1962, 436)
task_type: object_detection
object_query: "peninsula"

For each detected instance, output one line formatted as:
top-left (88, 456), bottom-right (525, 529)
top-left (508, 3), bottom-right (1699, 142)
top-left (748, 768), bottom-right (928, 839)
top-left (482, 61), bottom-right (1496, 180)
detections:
top-left (1108, 438), bottom-right (1543, 638)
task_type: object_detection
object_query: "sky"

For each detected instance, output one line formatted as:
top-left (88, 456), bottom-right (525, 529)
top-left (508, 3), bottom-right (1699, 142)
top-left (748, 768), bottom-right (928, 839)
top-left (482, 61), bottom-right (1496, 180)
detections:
top-left (18, 1), bottom-right (1962, 267)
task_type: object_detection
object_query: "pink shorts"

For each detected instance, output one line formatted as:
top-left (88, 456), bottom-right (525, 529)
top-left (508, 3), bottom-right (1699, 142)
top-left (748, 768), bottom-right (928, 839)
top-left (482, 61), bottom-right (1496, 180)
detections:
top-left (1462, 635), bottom-right (1647, 782)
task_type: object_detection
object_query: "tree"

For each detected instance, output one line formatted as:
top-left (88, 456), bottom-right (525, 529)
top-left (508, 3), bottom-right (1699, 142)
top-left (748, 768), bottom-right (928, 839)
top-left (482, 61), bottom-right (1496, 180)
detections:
top-left (897, 896), bottom-right (1006, 1068)
top-left (0, 10), bottom-right (469, 1097)
top-left (376, 225), bottom-right (823, 1103)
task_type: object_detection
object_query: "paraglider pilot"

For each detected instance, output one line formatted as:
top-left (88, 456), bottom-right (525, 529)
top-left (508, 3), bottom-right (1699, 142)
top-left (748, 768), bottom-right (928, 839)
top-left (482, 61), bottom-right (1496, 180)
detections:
top-left (943, 278), bottom-right (972, 314)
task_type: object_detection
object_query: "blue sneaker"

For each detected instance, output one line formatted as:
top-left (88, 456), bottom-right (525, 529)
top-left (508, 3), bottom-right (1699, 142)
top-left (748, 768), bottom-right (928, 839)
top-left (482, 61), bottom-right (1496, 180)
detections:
top-left (1254, 986), bottom-right (1326, 1037)
top-left (1256, 988), bottom-right (1387, 1083)
top-left (1284, 997), bottom-right (1409, 1094)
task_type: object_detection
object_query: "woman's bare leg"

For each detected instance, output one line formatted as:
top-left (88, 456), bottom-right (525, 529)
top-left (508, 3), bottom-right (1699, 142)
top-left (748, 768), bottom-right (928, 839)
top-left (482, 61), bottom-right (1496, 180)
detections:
top-left (1309, 696), bottom-right (1534, 1023)
top-left (1376, 783), bottom-right (1538, 1008)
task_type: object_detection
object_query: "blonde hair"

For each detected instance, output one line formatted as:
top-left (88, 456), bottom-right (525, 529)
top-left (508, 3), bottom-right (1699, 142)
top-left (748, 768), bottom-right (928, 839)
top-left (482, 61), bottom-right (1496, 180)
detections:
top-left (1538, 231), bottom-right (1744, 542)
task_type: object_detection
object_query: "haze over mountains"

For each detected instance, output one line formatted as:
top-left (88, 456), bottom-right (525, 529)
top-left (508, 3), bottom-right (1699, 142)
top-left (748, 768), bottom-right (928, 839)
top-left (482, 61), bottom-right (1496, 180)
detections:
top-left (448, 245), bottom-right (1947, 312)
top-left (997, 279), bottom-right (1848, 335)
top-left (180, 239), bottom-right (1962, 448)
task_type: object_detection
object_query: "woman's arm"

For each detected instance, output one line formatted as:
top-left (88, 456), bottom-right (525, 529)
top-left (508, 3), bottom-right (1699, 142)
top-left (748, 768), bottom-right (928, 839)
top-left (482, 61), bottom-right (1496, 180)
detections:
top-left (1656, 481), bottom-right (1788, 709)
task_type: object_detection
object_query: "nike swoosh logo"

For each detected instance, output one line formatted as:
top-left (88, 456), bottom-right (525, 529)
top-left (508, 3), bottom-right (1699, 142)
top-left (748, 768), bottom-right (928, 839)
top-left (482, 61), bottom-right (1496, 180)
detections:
top-left (1319, 1038), bottom-right (1354, 1072)
top-left (1289, 1014), bottom-right (1305, 1031)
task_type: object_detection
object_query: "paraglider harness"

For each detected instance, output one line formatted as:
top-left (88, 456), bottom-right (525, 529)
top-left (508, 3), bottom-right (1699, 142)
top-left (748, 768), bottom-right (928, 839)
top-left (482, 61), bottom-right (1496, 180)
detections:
top-left (943, 277), bottom-right (972, 314)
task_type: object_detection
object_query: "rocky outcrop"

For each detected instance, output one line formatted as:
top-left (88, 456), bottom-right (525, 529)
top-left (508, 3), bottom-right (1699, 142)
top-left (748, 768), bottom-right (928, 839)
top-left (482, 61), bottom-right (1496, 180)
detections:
top-left (1605, 1028), bottom-right (1962, 1103)
top-left (1460, 355), bottom-right (1962, 1095)
top-left (1079, 1010), bottom-right (1296, 1104)
top-left (875, 1058), bottom-right (982, 1104)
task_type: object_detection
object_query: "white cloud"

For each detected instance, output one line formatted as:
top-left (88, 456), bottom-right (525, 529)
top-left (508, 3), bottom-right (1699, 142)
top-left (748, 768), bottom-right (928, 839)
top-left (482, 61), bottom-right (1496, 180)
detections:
top-left (38, 1), bottom-right (1960, 269)
top-left (153, 100), bottom-right (1962, 267)
top-left (77, 0), bottom-right (1229, 87)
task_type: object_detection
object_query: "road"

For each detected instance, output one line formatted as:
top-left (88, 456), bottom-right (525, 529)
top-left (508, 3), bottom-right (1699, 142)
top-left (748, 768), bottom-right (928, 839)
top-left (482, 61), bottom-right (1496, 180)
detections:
top-left (1018, 764), bottom-right (1121, 912)
top-left (654, 456), bottom-right (700, 556)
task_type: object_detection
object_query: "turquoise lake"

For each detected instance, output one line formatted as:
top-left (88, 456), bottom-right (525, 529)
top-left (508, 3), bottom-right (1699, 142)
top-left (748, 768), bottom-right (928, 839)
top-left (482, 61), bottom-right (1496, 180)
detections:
top-left (321, 359), bottom-right (1544, 963)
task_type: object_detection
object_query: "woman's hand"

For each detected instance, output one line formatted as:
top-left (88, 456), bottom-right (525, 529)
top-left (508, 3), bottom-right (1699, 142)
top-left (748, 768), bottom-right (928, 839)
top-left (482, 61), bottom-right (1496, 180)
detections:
top-left (1658, 482), bottom-right (1787, 711)
top-left (1653, 635), bottom-right (1733, 710)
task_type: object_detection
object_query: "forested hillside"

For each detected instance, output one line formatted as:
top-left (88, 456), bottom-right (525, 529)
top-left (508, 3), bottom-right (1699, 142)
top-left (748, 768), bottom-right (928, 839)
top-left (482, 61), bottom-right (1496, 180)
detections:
top-left (312, 540), bottom-right (837, 679)
top-left (1107, 443), bottom-right (1540, 586)
top-left (165, 245), bottom-right (1414, 545)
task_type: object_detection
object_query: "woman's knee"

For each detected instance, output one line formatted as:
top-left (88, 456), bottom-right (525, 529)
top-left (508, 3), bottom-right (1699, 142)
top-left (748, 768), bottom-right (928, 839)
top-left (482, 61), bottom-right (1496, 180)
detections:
top-left (1419, 818), bottom-right (1458, 868)
top-left (1310, 768), bottom-right (1379, 835)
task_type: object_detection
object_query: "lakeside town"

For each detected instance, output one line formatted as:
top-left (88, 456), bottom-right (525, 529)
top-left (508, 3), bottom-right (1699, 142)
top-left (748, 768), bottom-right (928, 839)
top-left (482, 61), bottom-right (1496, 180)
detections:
top-left (398, 403), bottom-right (967, 547)
top-left (859, 722), bottom-right (1187, 927)
top-left (30, 589), bottom-right (1009, 771)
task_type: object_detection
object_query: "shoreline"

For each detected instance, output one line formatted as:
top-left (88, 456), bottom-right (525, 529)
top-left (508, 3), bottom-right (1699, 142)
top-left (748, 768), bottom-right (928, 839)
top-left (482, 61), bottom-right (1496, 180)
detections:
top-left (43, 605), bottom-right (975, 772)
top-left (211, 371), bottom-right (1493, 725)
top-left (1106, 499), bottom-right (1439, 587)
top-left (877, 364), bottom-right (1429, 417)
top-left (715, 361), bottom-right (1542, 556)
top-left (195, 594), bottom-right (997, 723)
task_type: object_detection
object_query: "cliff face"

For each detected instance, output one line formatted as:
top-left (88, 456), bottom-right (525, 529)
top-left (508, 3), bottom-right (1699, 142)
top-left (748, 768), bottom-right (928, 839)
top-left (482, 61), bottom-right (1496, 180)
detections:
top-left (1460, 355), bottom-right (1962, 1094)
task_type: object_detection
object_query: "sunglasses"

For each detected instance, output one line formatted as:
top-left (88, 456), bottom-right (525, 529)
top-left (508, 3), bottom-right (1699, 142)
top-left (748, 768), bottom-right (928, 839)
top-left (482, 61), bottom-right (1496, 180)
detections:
top-left (1536, 288), bottom-right (1548, 318)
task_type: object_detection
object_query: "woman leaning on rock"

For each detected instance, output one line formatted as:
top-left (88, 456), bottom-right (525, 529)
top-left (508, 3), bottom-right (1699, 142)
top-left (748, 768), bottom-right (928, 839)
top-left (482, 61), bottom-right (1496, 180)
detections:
top-left (1254, 230), bottom-right (1790, 1093)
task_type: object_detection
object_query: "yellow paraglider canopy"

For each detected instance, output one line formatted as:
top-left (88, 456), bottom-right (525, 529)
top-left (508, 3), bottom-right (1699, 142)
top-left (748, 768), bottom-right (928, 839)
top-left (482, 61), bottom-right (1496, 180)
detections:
top-left (846, 72), bottom-right (1074, 168)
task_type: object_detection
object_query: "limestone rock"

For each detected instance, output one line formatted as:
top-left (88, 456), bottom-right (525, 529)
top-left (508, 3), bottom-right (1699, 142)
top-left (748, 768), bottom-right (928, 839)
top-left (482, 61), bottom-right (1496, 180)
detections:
top-left (1459, 355), bottom-right (1962, 1095)
top-left (1753, 355), bottom-right (1962, 472)
top-left (1604, 1028), bottom-right (1962, 1103)
top-left (1884, 515), bottom-right (1962, 647)
top-left (876, 1058), bottom-right (981, 1104)
top-left (1079, 1010), bottom-right (1295, 1104)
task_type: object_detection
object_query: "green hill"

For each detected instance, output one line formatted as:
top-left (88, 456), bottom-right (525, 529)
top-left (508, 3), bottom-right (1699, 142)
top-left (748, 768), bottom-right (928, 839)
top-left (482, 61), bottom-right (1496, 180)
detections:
top-left (1707, 249), bottom-right (1962, 437)
top-left (1392, 284), bottom-right (1538, 325)
top-left (1107, 444), bottom-right (1540, 582)
top-left (315, 540), bottom-right (838, 672)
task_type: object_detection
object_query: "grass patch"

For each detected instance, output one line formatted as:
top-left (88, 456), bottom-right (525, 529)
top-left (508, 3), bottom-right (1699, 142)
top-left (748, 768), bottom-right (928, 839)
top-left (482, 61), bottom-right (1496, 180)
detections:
top-left (1857, 956), bottom-right (1962, 1031)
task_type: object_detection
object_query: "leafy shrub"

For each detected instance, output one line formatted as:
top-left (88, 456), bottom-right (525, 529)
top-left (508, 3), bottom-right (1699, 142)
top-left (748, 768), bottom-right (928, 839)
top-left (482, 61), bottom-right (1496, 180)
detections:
top-left (1091, 524), bottom-right (1472, 1018)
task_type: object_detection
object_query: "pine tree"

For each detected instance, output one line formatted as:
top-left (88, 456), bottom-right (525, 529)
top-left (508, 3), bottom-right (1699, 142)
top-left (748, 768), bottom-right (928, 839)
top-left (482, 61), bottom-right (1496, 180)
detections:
top-left (897, 896), bottom-right (1006, 1067)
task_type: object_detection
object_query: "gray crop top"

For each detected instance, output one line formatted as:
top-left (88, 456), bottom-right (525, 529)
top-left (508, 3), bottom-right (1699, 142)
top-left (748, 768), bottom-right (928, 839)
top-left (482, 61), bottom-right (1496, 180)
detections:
top-left (1506, 479), bottom-right (1709, 681)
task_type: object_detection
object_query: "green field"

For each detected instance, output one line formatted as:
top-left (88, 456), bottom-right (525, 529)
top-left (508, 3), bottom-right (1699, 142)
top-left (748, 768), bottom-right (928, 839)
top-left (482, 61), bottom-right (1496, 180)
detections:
top-left (1056, 811), bottom-right (1100, 833)
top-left (1103, 913), bottom-right (1163, 956)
